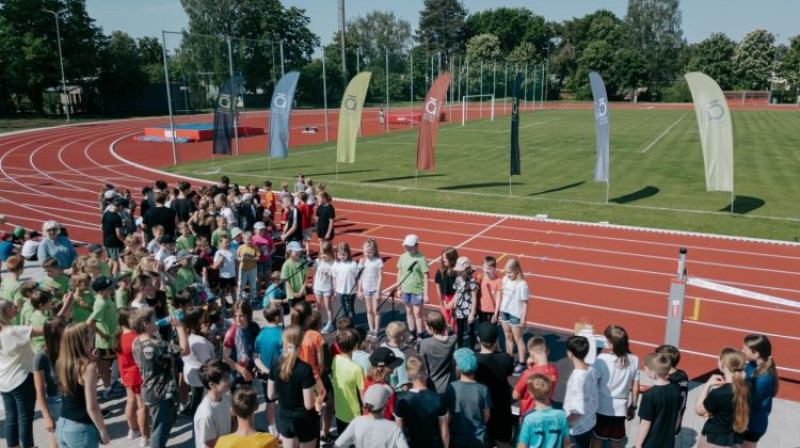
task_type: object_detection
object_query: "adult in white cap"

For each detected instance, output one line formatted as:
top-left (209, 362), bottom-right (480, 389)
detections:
top-left (37, 221), bottom-right (77, 271)
top-left (335, 384), bottom-right (409, 448)
top-left (382, 234), bottom-right (429, 343)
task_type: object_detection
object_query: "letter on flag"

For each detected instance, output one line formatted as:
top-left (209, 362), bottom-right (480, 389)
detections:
top-left (337, 72), bottom-right (372, 163)
top-left (212, 75), bottom-right (244, 155)
top-left (685, 72), bottom-right (734, 192)
top-left (510, 73), bottom-right (523, 176)
top-left (269, 71), bottom-right (301, 158)
top-left (416, 73), bottom-right (452, 171)
top-left (589, 72), bottom-right (610, 183)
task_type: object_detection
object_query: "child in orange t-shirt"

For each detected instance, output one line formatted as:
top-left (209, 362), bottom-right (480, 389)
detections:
top-left (478, 255), bottom-right (503, 323)
top-left (512, 336), bottom-right (559, 419)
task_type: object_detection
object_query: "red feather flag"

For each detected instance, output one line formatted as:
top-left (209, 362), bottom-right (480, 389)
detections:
top-left (416, 73), bottom-right (452, 171)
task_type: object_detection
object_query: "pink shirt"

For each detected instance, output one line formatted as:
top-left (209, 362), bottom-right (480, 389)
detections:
top-left (252, 234), bottom-right (274, 262)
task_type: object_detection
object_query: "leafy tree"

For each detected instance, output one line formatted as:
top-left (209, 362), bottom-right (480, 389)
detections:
top-left (552, 10), bottom-right (622, 92)
top-left (417, 0), bottom-right (467, 60)
top-left (782, 35), bottom-right (800, 90)
top-left (507, 42), bottom-right (539, 64)
top-left (733, 29), bottom-right (776, 90)
top-left (625, 0), bottom-right (684, 80)
top-left (466, 34), bottom-right (501, 61)
top-left (610, 48), bottom-right (648, 96)
top-left (687, 33), bottom-right (737, 90)
top-left (136, 36), bottom-right (164, 83)
top-left (347, 10), bottom-right (412, 66)
top-left (571, 40), bottom-right (614, 99)
top-left (96, 31), bottom-right (147, 113)
top-left (465, 8), bottom-right (552, 58)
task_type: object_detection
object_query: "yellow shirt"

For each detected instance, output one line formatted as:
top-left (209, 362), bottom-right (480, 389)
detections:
top-left (214, 432), bottom-right (278, 448)
top-left (237, 244), bottom-right (259, 272)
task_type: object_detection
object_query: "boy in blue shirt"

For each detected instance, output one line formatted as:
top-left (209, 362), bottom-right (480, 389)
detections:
top-left (517, 373), bottom-right (570, 448)
top-left (254, 303), bottom-right (283, 437)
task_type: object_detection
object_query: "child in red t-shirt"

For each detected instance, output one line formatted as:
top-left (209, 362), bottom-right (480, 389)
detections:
top-left (512, 336), bottom-right (559, 419)
top-left (296, 191), bottom-right (314, 255)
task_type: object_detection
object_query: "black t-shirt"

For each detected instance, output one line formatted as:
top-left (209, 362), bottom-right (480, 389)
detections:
top-left (171, 197), bottom-right (196, 223)
top-left (638, 382), bottom-right (681, 448)
top-left (284, 208), bottom-right (303, 243)
top-left (315, 204), bottom-right (335, 239)
top-left (395, 389), bottom-right (448, 448)
top-left (435, 270), bottom-right (457, 296)
top-left (143, 205), bottom-right (177, 237)
top-left (669, 369), bottom-right (690, 435)
top-left (701, 383), bottom-right (739, 446)
top-left (475, 351), bottom-right (515, 441)
top-left (270, 357), bottom-right (316, 414)
top-left (102, 210), bottom-right (124, 248)
top-left (34, 349), bottom-right (59, 397)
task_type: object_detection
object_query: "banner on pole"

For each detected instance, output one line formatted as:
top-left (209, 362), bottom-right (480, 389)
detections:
top-left (589, 71), bottom-right (610, 183)
top-left (685, 72), bottom-right (734, 192)
top-left (212, 75), bottom-right (244, 155)
top-left (510, 73), bottom-right (523, 176)
top-left (268, 71), bottom-right (300, 159)
top-left (416, 73), bottom-right (452, 171)
top-left (336, 72), bottom-right (372, 163)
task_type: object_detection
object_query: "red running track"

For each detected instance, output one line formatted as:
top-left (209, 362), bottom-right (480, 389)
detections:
top-left (1, 111), bottom-right (799, 400)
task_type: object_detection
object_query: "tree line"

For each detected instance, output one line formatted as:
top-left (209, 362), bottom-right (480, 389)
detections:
top-left (2, 0), bottom-right (799, 116)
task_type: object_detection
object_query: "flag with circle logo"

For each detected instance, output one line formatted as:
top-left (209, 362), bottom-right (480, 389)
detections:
top-left (268, 71), bottom-right (300, 158)
top-left (212, 75), bottom-right (244, 155)
top-left (589, 71), bottom-right (610, 183)
top-left (416, 73), bottom-right (452, 171)
top-left (336, 72), bottom-right (372, 163)
top-left (685, 72), bottom-right (734, 192)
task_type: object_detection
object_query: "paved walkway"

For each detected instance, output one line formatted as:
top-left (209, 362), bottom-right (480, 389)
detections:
top-left (2, 262), bottom-right (798, 447)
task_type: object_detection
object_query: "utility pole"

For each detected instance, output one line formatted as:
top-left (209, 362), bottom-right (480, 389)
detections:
top-left (43, 9), bottom-right (70, 121)
top-left (338, 0), bottom-right (348, 88)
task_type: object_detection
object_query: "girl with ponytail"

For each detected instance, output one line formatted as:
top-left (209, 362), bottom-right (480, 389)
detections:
top-left (741, 334), bottom-right (779, 447)
top-left (696, 348), bottom-right (750, 447)
top-left (267, 325), bottom-right (323, 448)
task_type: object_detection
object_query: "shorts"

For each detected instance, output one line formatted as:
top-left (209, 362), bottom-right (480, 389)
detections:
top-left (127, 384), bottom-right (142, 395)
top-left (321, 373), bottom-right (334, 403)
top-left (593, 414), bottom-right (627, 442)
top-left (219, 277), bottom-right (236, 288)
top-left (277, 410), bottom-right (319, 443)
top-left (303, 228), bottom-right (313, 241)
top-left (105, 247), bottom-right (121, 260)
top-left (742, 430), bottom-right (765, 442)
top-left (362, 290), bottom-right (379, 300)
top-left (313, 289), bottom-right (333, 298)
top-left (97, 348), bottom-right (116, 361)
top-left (499, 311), bottom-right (521, 327)
top-left (257, 261), bottom-right (272, 275)
top-left (401, 292), bottom-right (423, 305)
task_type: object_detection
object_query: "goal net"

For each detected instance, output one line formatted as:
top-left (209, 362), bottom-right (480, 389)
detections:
top-left (461, 94), bottom-right (495, 126)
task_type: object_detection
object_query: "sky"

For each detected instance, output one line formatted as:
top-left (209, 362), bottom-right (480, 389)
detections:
top-left (86, 0), bottom-right (796, 46)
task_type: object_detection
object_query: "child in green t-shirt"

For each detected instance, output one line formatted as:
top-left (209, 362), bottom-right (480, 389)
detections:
top-left (39, 258), bottom-right (70, 302)
top-left (17, 281), bottom-right (39, 327)
top-left (115, 272), bottom-right (132, 309)
top-left (0, 255), bottom-right (24, 323)
top-left (176, 222), bottom-right (197, 253)
top-left (70, 273), bottom-right (95, 323)
top-left (88, 276), bottom-right (118, 399)
top-left (29, 289), bottom-right (55, 352)
top-left (211, 216), bottom-right (231, 248)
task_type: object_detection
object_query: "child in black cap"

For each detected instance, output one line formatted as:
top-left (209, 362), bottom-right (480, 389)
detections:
top-left (364, 347), bottom-right (404, 420)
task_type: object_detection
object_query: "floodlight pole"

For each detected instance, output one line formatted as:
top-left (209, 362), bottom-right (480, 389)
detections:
top-left (322, 47), bottom-right (330, 142)
top-left (409, 49), bottom-right (414, 129)
top-left (43, 9), bottom-right (70, 121)
top-left (161, 30), bottom-right (178, 166)
top-left (385, 46), bottom-right (390, 133)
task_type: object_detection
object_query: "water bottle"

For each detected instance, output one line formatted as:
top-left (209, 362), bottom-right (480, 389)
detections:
top-left (155, 310), bottom-right (185, 327)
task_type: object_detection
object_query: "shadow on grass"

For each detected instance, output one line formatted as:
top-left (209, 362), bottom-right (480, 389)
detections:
top-left (438, 181), bottom-right (522, 191)
top-left (529, 181), bottom-right (586, 196)
top-left (610, 186), bottom-right (660, 204)
top-left (366, 173), bottom-right (444, 183)
top-left (306, 169), bottom-right (376, 177)
top-left (720, 195), bottom-right (766, 215)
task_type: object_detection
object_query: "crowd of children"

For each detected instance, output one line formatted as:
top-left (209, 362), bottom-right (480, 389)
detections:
top-left (0, 176), bottom-right (783, 448)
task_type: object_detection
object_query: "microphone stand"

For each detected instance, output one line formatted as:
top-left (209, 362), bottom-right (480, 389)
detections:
top-left (331, 264), bottom-right (364, 324)
top-left (375, 263), bottom-right (418, 320)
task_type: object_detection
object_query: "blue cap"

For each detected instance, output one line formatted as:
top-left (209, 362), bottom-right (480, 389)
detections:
top-left (453, 348), bottom-right (477, 374)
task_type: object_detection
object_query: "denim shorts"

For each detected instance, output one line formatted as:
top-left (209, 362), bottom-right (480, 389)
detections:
top-left (499, 311), bottom-right (521, 327)
top-left (401, 292), bottom-right (423, 305)
top-left (56, 417), bottom-right (99, 448)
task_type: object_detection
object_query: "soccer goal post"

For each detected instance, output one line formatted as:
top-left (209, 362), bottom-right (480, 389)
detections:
top-left (461, 94), bottom-right (495, 126)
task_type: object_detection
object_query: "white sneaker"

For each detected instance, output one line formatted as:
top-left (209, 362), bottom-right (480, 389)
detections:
top-left (139, 436), bottom-right (150, 447)
top-left (128, 430), bottom-right (141, 440)
top-left (320, 322), bottom-right (335, 335)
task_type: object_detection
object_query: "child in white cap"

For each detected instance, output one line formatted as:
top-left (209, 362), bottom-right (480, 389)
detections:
top-left (382, 234), bottom-right (429, 343)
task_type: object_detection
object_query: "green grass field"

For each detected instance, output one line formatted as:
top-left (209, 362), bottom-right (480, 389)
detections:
top-left (169, 108), bottom-right (800, 242)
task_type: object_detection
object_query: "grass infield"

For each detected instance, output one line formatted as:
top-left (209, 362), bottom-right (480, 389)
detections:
top-left (169, 108), bottom-right (800, 242)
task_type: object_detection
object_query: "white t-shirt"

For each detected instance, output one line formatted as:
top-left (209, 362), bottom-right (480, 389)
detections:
top-left (220, 207), bottom-right (237, 230)
top-left (183, 334), bottom-right (214, 388)
top-left (499, 277), bottom-right (529, 318)
top-left (332, 260), bottom-right (359, 295)
top-left (335, 415), bottom-right (409, 448)
top-left (594, 353), bottom-right (640, 416)
top-left (313, 258), bottom-right (335, 294)
top-left (21, 240), bottom-right (39, 259)
top-left (147, 239), bottom-right (160, 255)
top-left (359, 256), bottom-right (384, 293)
top-left (0, 326), bottom-right (34, 392)
top-left (193, 392), bottom-right (232, 448)
top-left (305, 187), bottom-right (316, 206)
top-left (563, 367), bottom-right (599, 435)
top-left (214, 249), bottom-right (237, 279)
